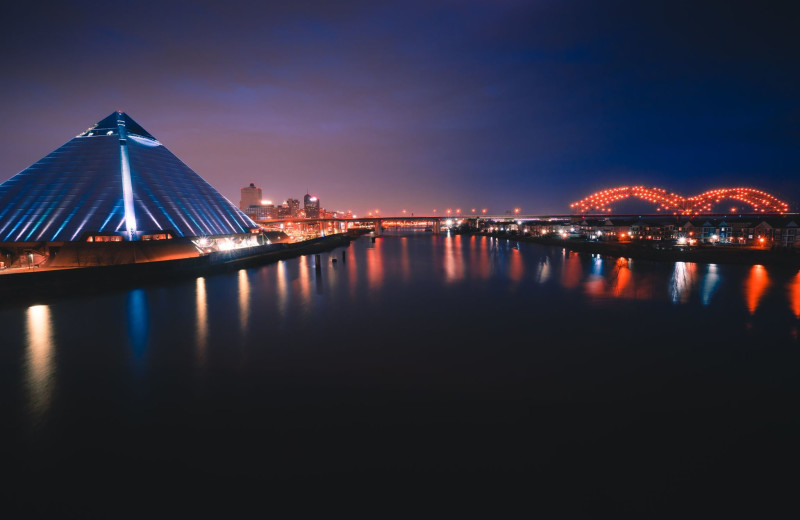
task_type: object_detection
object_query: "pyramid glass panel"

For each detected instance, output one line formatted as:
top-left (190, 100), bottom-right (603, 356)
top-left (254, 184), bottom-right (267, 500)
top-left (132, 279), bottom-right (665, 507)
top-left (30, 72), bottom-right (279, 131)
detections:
top-left (0, 112), bottom-right (256, 242)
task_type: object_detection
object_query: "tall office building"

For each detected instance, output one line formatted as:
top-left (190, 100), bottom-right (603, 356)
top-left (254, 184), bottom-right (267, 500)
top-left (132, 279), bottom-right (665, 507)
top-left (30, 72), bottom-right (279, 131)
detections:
top-left (240, 183), bottom-right (262, 211)
top-left (286, 198), bottom-right (300, 218)
top-left (0, 111), bottom-right (256, 242)
top-left (303, 194), bottom-right (320, 218)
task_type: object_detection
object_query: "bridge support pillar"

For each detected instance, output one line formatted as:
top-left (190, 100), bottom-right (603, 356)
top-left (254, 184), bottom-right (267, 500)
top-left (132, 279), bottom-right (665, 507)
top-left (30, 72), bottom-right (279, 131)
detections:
top-left (433, 219), bottom-right (441, 234)
top-left (374, 219), bottom-right (382, 236)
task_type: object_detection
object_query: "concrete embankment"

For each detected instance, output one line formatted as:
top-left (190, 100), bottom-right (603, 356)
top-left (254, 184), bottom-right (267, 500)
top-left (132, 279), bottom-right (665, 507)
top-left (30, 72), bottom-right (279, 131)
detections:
top-left (472, 232), bottom-right (800, 269)
top-left (0, 234), bottom-right (352, 305)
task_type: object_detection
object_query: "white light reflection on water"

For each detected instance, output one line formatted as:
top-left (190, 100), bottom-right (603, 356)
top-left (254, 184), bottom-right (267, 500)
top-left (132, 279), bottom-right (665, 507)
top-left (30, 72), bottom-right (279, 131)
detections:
top-left (238, 269), bottom-right (250, 333)
top-left (701, 264), bottom-right (720, 306)
top-left (535, 257), bottom-right (551, 284)
top-left (26, 304), bottom-right (54, 420)
top-left (276, 260), bottom-right (289, 319)
top-left (669, 262), bottom-right (698, 304)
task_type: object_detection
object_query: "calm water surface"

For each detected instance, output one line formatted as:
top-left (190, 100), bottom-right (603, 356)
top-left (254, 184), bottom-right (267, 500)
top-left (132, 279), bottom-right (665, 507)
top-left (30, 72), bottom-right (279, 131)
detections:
top-left (3, 233), bottom-right (800, 513)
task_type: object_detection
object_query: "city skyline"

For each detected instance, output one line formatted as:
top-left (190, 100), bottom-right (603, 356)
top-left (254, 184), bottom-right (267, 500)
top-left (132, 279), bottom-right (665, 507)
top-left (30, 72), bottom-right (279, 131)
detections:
top-left (1, 1), bottom-right (798, 215)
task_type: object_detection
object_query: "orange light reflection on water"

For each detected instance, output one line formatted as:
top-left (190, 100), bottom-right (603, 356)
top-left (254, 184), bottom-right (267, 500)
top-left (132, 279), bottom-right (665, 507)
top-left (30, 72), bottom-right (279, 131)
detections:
top-left (367, 237), bottom-right (385, 290)
top-left (444, 235), bottom-right (465, 283)
top-left (509, 247), bottom-right (523, 284)
top-left (196, 277), bottom-right (207, 364)
top-left (744, 264), bottom-right (770, 315)
top-left (477, 236), bottom-right (490, 280)
top-left (238, 269), bottom-right (250, 333)
top-left (610, 257), bottom-right (631, 298)
top-left (561, 250), bottom-right (582, 289)
top-left (788, 270), bottom-right (800, 319)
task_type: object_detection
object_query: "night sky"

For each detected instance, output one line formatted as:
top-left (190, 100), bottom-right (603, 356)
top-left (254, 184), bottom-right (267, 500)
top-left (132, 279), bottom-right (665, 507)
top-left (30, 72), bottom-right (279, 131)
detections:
top-left (1, 0), bottom-right (798, 215)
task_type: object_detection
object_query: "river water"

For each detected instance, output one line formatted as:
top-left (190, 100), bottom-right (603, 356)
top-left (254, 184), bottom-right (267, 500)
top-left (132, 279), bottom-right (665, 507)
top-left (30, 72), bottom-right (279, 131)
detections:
top-left (3, 232), bottom-right (800, 513)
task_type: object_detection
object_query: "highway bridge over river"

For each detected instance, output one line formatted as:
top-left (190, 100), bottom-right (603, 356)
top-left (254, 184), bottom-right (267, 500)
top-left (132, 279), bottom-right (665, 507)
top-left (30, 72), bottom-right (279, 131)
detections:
top-left (256, 212), bottom-right (793, 236)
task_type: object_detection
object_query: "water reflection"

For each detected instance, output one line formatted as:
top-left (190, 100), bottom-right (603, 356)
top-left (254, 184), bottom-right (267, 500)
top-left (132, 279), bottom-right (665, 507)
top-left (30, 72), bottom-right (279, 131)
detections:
top-left (444, 235), bottom-right (464, 283)
top-left (744, 265), bottom-right (770, 315)
top-left (298, 255), bottom-right (311, 309)
top-left (196, 277), bottom-right (208, 363)
top-left (534, 256), bottom-right (551, 284)
top-left (347, 244), bottom-right (358, 298)
top-left (701, 264), bottom-right (720, 306)
top-left (609, 257), bottom-right (630, 298)
top-left (238, 269), bottom-right (250, 332)
top-left (477, 236), bottom-right (490, 280)
top-left (669, 262), bottom-right (698, 304)
top-left (26, 304), bottom-right (54, 419)
top-left (276, 260), bottom-right (289, 318)
top-left (788, 271), bottom-right (800, 319)
top-left (367, 238), bottom-right (385, 290)
top-left (315, 264), bottom-right (323, 295)
top-left (561, 251), bottom-right (583, 289)
top-left (400, 237), bottom-right (411, 283)
top-left (127, 289), bottom-right (149, 361)
top-left (509, 246), bottom-right (523, 284)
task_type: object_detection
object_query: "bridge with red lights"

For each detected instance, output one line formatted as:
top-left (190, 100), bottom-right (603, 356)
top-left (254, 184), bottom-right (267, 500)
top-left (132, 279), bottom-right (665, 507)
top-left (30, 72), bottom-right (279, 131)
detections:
top-left (570, 186), bottom-right (789, 215)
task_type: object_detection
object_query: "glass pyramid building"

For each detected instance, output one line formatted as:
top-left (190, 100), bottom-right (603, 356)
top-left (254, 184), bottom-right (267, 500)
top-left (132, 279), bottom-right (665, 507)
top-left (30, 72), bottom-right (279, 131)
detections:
top-left (0, 111), bottom-right (257, 242)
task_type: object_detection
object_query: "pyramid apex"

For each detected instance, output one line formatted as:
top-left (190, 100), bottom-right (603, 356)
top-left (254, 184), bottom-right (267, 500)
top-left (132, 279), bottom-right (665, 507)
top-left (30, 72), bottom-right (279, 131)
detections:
top-left (80, 111), bottom-right (155, 140)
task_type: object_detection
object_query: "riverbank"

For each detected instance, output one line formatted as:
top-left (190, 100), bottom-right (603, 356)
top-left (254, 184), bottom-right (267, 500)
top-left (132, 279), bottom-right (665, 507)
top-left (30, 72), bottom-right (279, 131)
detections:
top-left (472, 231), bottom-right (800, 268)
top-left (0, 233), bottom-right (352, 306)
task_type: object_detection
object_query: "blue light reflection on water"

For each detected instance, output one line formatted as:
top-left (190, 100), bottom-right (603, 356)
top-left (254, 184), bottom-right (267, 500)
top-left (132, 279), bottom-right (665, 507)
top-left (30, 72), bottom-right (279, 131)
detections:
top-left (126, 288), bottom-right (149, 363)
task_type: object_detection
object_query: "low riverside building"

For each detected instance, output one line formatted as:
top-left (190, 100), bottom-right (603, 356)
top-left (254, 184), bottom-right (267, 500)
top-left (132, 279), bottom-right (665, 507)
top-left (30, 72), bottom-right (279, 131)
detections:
top-left (0, 111), bottom-right (263, 268)
top-left (755, 218), bottom-right (800, 248)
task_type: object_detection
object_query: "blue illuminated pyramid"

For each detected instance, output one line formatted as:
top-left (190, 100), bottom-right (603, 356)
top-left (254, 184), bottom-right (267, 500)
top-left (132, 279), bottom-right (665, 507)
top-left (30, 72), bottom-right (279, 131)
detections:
top-left (0, 112), bottom-right (257, 242)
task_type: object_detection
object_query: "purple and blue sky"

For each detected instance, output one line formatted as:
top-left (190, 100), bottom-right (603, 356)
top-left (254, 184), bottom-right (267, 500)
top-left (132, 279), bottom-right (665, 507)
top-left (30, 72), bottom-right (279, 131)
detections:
top-left (0, 0), bottom-right (798, 215)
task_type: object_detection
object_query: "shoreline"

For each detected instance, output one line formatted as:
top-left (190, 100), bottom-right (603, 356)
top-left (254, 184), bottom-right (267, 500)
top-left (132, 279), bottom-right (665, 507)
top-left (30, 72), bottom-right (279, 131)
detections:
top-left (0, 234), bottom-right (352, 307)
top-left (469, 231), bottom-right (800, 269)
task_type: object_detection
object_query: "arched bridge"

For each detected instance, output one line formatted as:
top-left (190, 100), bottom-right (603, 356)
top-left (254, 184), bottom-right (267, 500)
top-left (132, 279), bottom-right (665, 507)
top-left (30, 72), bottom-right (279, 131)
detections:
top-left (570, 186), bottom-right (789, 215)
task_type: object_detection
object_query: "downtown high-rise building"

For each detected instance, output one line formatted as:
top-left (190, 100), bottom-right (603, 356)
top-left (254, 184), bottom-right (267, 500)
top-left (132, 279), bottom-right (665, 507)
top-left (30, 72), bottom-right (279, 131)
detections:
top-left (304, 194), bottom-right (320, 218)
top-left (239, 183), bottom-right (262, 211)
top-left (286, 198), bottom-right (300, 218)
